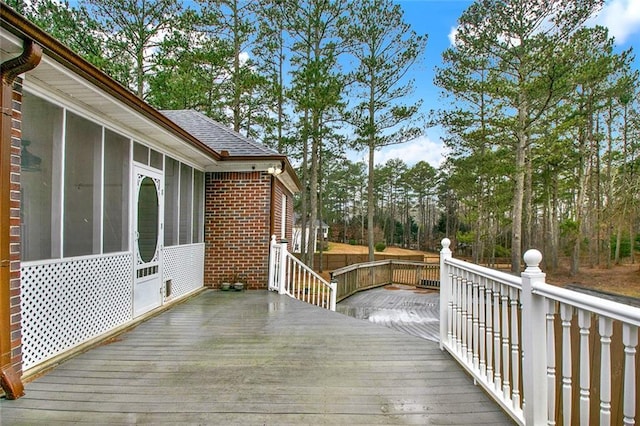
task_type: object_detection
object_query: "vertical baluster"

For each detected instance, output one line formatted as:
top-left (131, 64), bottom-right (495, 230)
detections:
top-left (326, 281), bottom-right (330, 309)
top-left (456, 274), bottom-right (463, 354)
top-left (450, 270), bottom-right (457, 350)
top-left (546, 300), bottom-right (557, 426)
top-left (560, 303), bottom-right (573, 426)
top-left (325, 281), bottom-right (328, 307)
top-left (304, 269), bottom-right (308, 302)
top-left (461, 274), bottom-right (468, 360)
top-left (485, 280), bottom-right (494, 384)
top-left (289, 261), bottom-right (293, 296)
top-left (493, 281), bottom-right (502, 394)
top-left (510, 286), bottom-right (520, 410)
top-left (302, 267), bottom-right (306, 301)
top-left (578, 309), bottom-right (590, 426)
top-left (312, 277), bottom-right (316, 306)
top-left (501, 284), bottom-right (511, 400)
top-left (622, 324), bottom-right (637, 426)
top-left (447, 270), bottom-right (454, 346)
top-left (306, 271), bottom-right (310, 303)
top-left (578, 309), bottom-right (591, 426)
top-left (298, 264), bottom-right (302, 298)
top-left (478, 276), bottom-right (487, 377)
top-left (323, 282), bottom-right (327, 308)
top-left (466, 272), bottom-right (472, 363)
top-left (470, 276), bottom-right (477, 367)
top-left (599, 317), bottom-right (613, 426)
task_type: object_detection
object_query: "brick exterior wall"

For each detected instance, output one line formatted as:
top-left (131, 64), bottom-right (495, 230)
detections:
top-left (204, 171), bottom-right (272, 290)
top-left (8, 79), bottom-right (23, 375)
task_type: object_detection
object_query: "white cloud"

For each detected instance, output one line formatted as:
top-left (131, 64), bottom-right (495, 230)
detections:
top-left (449, 1), bottom-right (640, 47)
top-left (375, 135), bottom-right (446, 168)
top-left (239, 51), bottom-right (250, 66)
top-left (589, 0), bottom-right (640, 44)
top-left (448, 26), bottom-right (459, 46)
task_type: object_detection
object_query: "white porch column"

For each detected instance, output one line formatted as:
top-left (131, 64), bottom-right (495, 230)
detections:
top-left (439, 238), bottom-right (452, 350)
top-left (521, 249), bottom-right (548, 424)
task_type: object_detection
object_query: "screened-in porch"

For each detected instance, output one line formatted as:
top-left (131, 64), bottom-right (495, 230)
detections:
top-left (19, 91), bottom-right (207, 372)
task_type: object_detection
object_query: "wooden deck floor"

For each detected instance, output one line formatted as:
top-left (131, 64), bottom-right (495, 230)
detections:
top-left (1, 290), bottom-right (513, 425)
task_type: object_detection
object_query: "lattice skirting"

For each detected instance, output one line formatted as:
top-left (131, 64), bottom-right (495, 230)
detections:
top-left (21, 254), bottom-right (134, 370)
top-left (163, 243), bottom-right (205, 299)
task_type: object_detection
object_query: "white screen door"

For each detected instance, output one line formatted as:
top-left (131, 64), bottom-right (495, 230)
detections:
top-left (133, 166), bottom-right (163, 317)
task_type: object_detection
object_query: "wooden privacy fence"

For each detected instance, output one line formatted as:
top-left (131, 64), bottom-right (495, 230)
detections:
top-left (331, 259), bottom-right (440, 302)
top-left (439, 238), bottom-right (640, 425)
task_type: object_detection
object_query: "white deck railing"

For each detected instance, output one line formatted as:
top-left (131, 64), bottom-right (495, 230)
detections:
top-left (268, 236), bottom-right (336, 311)
top-left (439, 238), bottom-right (640, 425)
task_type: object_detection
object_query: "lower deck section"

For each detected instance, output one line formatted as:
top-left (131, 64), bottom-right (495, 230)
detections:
top-left (2, 290), bottom-right (513, 425)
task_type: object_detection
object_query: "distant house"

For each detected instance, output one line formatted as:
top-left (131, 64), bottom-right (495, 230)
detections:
top-left (292, 214), bottom-right (329, 253)
top-left (0, 6), bottom-right (300, 398)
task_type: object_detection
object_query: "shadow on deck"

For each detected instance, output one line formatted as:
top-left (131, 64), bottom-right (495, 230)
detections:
top-left (1, 290), bottom-right (514, 425)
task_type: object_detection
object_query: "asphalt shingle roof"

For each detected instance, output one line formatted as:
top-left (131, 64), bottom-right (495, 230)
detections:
top-left (161, 110), bottom-right (280, 157)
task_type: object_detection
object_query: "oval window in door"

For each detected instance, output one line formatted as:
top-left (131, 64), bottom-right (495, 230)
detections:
top-left (137, 176), bottom-right (159, 263)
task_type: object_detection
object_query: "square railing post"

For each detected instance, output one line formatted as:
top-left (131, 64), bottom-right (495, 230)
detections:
top-left (278, 239), bottom-right (288, 295)
top-left (329, 279), bottom-right (337, 311)
top-left (268, 235), bottom-right (277, 291)
top-left (521, 249), bottom-right (548, 424)
top-left (439, 238), bottom-right (452, 351)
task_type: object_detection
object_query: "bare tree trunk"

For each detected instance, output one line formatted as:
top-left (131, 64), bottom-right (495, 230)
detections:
top-left (367, 145), bottom-right (375, 261)
top-left (511, 128), bottom-right (526, 273)
top-left (605, 102), bottom-right (614, 269)
top-left (308, 111), bottom-right (320, 270)
top-left (300, 110), bottom-right (309, 264)
top-left (615, 226), bottom-right (622, 264)
top-left (523, 150), bottom-right (533, 253)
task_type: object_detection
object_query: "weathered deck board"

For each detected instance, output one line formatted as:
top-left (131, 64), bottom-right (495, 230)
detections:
top-left (1, 290), bottom-right (514, 425)
top-left (337, 285), bottom-right (441, 342)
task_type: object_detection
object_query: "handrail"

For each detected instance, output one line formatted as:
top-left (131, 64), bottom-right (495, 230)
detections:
top-left (533, 280), bottom-right (640, 326)
top-left (444, 256), bottom-right (521, 289)
top-left (287, 251), bottom-right (326, 282)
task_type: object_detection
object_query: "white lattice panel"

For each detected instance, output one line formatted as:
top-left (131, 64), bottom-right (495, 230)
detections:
top-left (163, 244), bottom-right (204, 298)
top-left (21, 254), bottom-right (134, 370)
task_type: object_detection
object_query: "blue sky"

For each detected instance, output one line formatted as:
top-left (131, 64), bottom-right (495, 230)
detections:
top-left (368, 0), bottom-right (640, 169)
